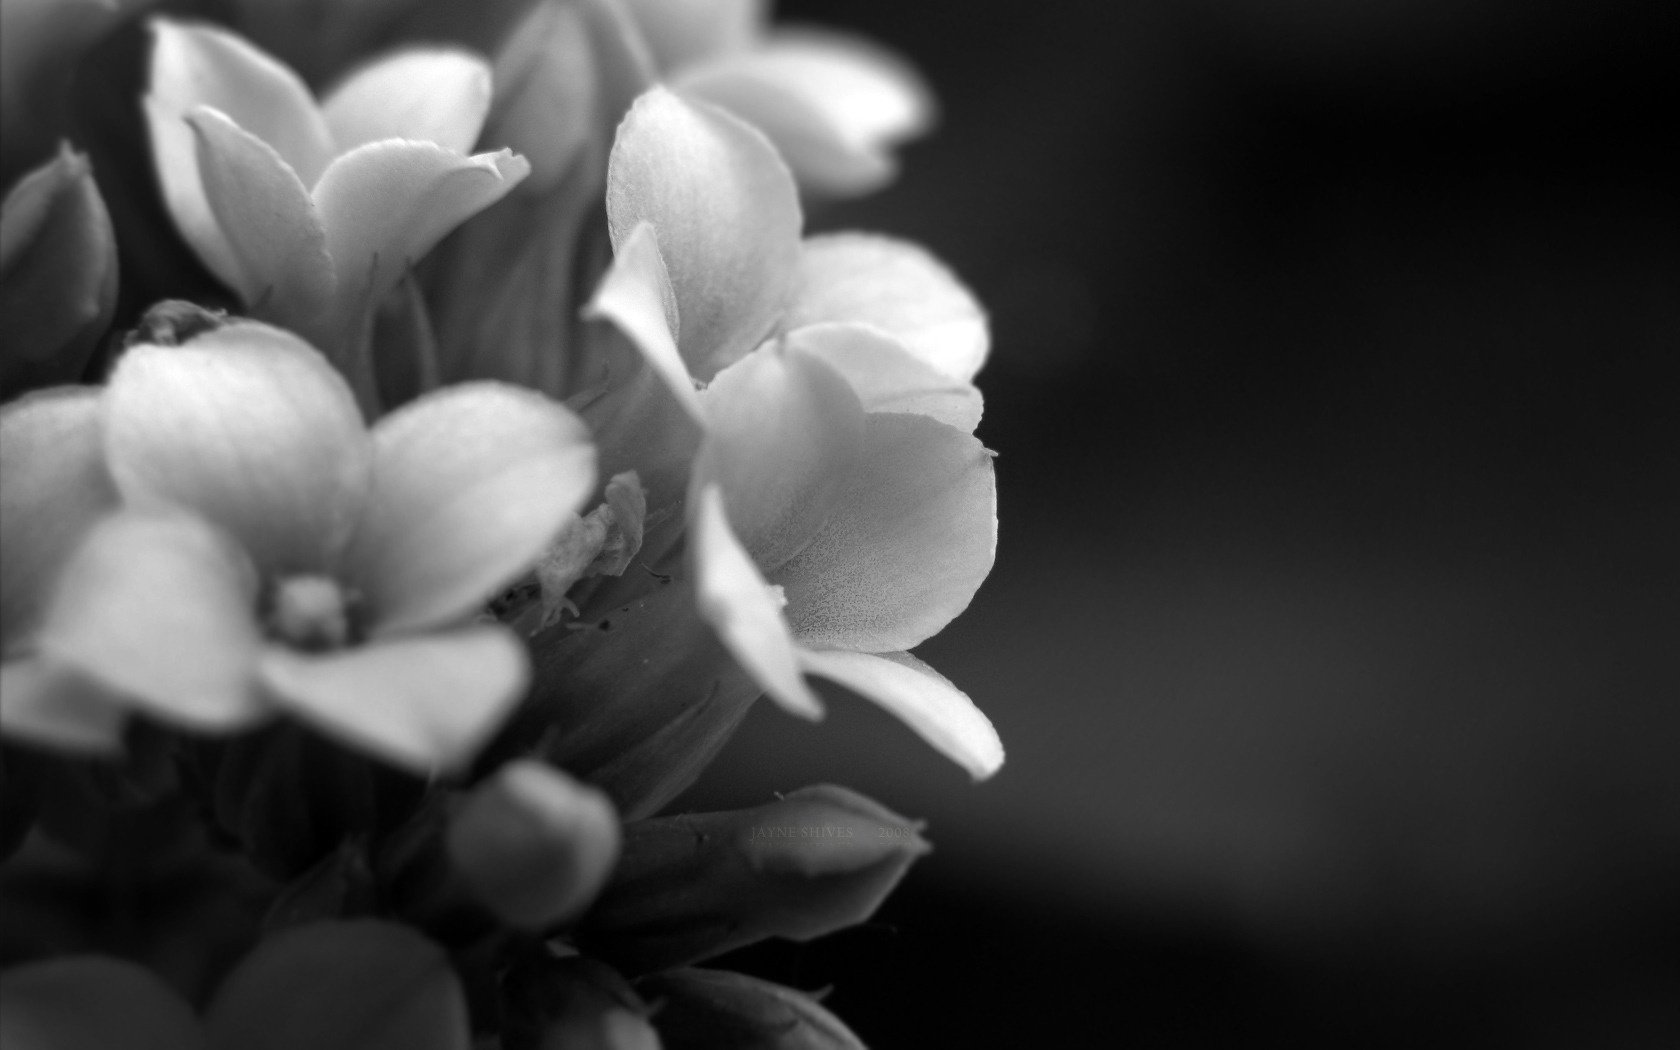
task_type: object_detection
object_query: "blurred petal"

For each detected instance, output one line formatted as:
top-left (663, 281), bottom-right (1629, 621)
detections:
top-left (691, 484), bottom-right (822, 718)
top-left (0, 388), bottom-right (116, 648)
top-left (314, 142), bottom-right (529, 323)
top-left (606, 87), bottom-right (800, 378)
top-left (773, 412), bottom-right (995, 652)
top-left (636, 969), bottom-right (864, 1050)
top-left (37, 511), bottom-right (267, 731)
top-left (784, 232), bottom-right (988, 381)
top-left (695, 344), bottom-right (862, 571)
top-left (618, 0), bottom-right (765, 70)
top-left (104, 325), bottom-right (369, 573)
top-left (677, 30), bottom-right (932, 196)
top-left (0, 658), bottom-right (127, 754)
top-left (188, 107), bottom-right (334, 325)
top-left (0, 954), bottom-right (206, 1050)
top-left (799, 648), bottom-right (1004, 779)
top-left (259, 626), bottom-right (527, 773)
top-left (352, 382), bottom-right (595, 635)
top-left (322, 49), bottom-right (492, 155)
top-left (583, 222), bottom-right (702, 421)
top-left (145, 20), bottom-right (334, 282)
top-left (784, 322), bottom-right (983, 432)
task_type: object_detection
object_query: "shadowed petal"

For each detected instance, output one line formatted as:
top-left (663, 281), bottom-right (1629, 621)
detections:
top-left (773, 412), bottom-right (995, 652)
top-left (104, 325), bottom-right (369, 574)
top-left (352, 383), bottom-right (595, 636)
top-left (799, 648), bottom-right (1003, 779)
top-left (314, 141), bottom-right (529, 328)
top-left (258, 626), bottom-right (528, 773)
top-left (188, 107), bottom-right (334, 325)
top-left (692, 484), bottom-right (821, 717)
top-left (37, 511), bottom-right (267, 731)
top-left (677, 30), bottom-right (932, 196)
top-left (606, 87), bottom-right (800, 378)
top-left (619, 0), bottom-right (764, 71)
top-left (695, 345), bottom-right (862, 572)
top-left (0, 658), bottom-right (127, 754)
top-left (583, 222), bottom-right (701, 421)
top-left (0, 954), bottom-right (207, 1050)
top-left (322, 49), bottom-right (492, 155)
top-left (784, 323), bottom-right (982, 432)
top-left (784, 233), bottom-right (988, 381)
top-left (0, 388), bottom-right (116, 648)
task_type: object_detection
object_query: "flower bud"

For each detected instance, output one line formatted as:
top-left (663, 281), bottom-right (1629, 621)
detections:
top-left (502, 956), bottom-right (660, 1050)
top-left (636, 968), bottom-right (865, 1050)
top-left (579, 785), bottom-right (928, 973)
top-left (0, 146), bottom-right (117, 398)
top-left (446, 760), bottom-right (620, 930)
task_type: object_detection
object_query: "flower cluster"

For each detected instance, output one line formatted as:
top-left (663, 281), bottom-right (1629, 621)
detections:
top-left (0, 1), bottom-right (998, 1046)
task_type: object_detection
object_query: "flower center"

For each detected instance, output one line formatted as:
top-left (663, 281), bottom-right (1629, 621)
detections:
top-left (266, 575), bottom-right (356, 651)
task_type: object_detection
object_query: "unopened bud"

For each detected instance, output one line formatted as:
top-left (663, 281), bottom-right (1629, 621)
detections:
top-left (637, 968), bottom-right (865, 1050)
top-left (447, 760), bottom-right (620, 930)
top-left (579, 785), bottom-right (928, 973)
top-left (502, 956), bottom-right (659, 1050)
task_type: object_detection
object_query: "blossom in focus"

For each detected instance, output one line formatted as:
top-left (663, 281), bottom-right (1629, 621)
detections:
top-left (143, 19), bottom-right (529, 397)
top-left (23, 322), bottom-right (595, 771)
top-left (587, 89), bottom-right (1001, 778)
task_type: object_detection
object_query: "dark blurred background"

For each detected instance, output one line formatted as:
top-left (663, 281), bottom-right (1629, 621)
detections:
top-left (679, 1), bottom-right (1680, 1045)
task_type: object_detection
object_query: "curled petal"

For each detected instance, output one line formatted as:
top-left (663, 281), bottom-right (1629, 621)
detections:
top-left (322, 49), bottom-right (492, 155)
top-left (352, 382), bottom-right (595, 635)
top-left (773, 413), bottom-right (995, 653)
top-left (784, 232), bottom-right (988, 382)
top-left (583, 222), bottom-right (700, 420)
top-left (104, 325), bottom-right (369, 574)
top-left (0, 388), bottom-right (116, 648)
top-left (784, 323), bottom-right (982, 432)
top-left (187, 107), bottom-right (334, 326)
top-left (798, 648), bottom-right (1003, 779)
top-left (695, 344), bottom-right (862, 572)
top-left (259, 626), bottom-right (528, 773)
top-left (692, 484), bottom-right (821, 718)
top-left (314, 141), bottom-right (530, 329)
top-left (618, 0), bottom-right (765, 71)
top-left (0, 658), bottom-right (127, 754)
top-left (606, 87), bottom-right (800, 379)
top-left (677, 30), bottom-right (933, 196)
top-left (37, 511), bottom-right (267, 732)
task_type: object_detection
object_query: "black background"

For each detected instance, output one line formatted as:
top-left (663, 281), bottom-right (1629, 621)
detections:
top-left (680, 1), bottom-right (1680, 1046)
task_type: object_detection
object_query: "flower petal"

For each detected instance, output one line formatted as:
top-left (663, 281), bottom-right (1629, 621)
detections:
top-left (783, 233), bottom-right (988, 381)
top-left (772, 412), bottom-right (996, 652)
top-left (618, 0), bottom-right (765, 71)
top-left (321, 49), bottom-right (492, 155)
top-left (783, 322), bottom-right (983, 432)
top-left (0, 388), bottom-right (116, 649)
top-left (352, 382), bottom-right (595, 635)
top-left (606, 87), bottom-right (800, 379)
top-left (36, 511), bottom-right (267, 732)
top-left (0, 954), bottom-right (206, 1050)
top-left (694, 343), bottom-right (862, 572)
top-left (104, 325), bottom-right (370, 574)
top-left (186, 106), bottom-right (334, 327)
top-left (258, 626), bottom-right (528, 773)
top-left (676, 30), bottom-right (933, 196)
top-left (145, 20), bottom-right (334, 286)
top-left (0, 658), bottom-right (127, 754)
top-left (583, 221), bottom-right (702, 421)
top-left (691, 483), bottom-right (821, 718)
top-left (313, 141), bottom-right (529, 329)
top-left (798, 648), bottom-right (1003, 779)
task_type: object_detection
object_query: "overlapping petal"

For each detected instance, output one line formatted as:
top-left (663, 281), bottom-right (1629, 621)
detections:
top-left (321, 49), bottom-right (492, 155)
top-left (103, 325), bottom-right (370, 574)
top-left (772, 412), bottom-right (996, 653)
top-left (259, 626), bottom-right (527, 773)
top-left (36, 511), bottom-right (266, 731)
top-left (784, 323), bottom-right (982, 433)
top-left (619, 0), bottom-right (764, 71)
top-left (783, 233), bottom-right (989, 382)
top-left (583, 221), bottom-right (699, 421)
top-left (606, 87), bottom-right (800, 378)
top-left (0, 659), bottom-right (128, 753)
top-left (798, 648), bottom-right (1004, 779)
top-left (350, 382), bottom-right (595, 635)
